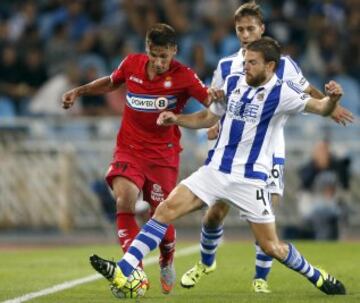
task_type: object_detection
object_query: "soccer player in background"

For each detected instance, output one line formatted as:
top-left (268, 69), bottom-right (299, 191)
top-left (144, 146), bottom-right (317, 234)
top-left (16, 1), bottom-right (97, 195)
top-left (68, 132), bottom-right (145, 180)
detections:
top-left (179, 2), bottom-right (353, 293)
top-left (90, 37), bottom-right (346, 296)
top-left (62, 23), bottom-right (220, 294)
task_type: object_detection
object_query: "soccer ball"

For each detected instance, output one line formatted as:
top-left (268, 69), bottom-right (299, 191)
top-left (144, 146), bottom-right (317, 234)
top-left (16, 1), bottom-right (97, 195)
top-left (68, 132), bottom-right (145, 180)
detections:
top-left (110, 267), bottom-right (149, 299)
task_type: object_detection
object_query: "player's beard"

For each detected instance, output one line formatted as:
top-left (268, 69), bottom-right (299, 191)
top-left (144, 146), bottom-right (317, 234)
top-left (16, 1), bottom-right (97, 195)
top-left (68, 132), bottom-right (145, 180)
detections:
top-left (156, 67), bottom-right (165, 74)
top-left (150, 64), bottom-right (166, 74)
top-left (246, 70), bottom-right (267, 87)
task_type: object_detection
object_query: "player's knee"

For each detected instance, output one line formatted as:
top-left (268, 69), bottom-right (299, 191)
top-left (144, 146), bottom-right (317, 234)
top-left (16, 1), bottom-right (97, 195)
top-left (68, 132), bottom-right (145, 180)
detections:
top-left (204, 203), bottom-right (229, 227)
top-left (116, 196), bottom-right (135, 213)
top-left (259, 241), bottom-right (284, 259)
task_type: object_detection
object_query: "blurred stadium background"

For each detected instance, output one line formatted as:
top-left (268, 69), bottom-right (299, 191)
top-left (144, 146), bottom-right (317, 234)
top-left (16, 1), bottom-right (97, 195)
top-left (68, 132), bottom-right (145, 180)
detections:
top-left (0, 0), bottom-right (359, 244)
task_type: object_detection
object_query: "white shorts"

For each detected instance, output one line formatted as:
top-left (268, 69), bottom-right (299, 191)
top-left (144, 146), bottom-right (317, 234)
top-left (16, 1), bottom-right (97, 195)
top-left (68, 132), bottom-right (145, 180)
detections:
top-left (180, 166), bottom-right (275, 224)
top-left (267, 162), bottom-right (285, 196)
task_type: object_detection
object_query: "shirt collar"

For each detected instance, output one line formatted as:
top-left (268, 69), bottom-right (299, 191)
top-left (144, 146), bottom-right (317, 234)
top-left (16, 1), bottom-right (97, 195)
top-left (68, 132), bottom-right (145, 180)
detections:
top-left (239, 48), bottom-right (245, 59)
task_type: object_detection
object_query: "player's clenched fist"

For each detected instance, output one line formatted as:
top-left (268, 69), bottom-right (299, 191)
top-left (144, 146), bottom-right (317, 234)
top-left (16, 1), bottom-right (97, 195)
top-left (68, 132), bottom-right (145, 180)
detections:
top-left (207, 88), bottom-right (225, 104)
top-left (62, 88), bottom-right (79, 109)
top-left (325, 81), bottom-right (343, 101)
top-left (157, 111), bottom-right (178, 126)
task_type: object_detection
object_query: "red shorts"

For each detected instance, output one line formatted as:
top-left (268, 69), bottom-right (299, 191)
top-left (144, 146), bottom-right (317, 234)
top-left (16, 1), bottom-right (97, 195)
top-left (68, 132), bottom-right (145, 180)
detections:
top-left (105, 150), bottom-right (179, 209)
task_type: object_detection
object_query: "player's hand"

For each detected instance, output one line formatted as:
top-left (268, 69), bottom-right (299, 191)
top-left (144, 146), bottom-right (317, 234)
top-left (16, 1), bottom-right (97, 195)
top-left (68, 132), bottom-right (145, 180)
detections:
top-left (207, 88), bottom-right (225, 103)
top-left (325, 81), bottom-right (343, 103)
top-left (62, 88), bottom-right (79, 109)
top-left (330, 105), bottom-right (354, 126)
top-left (157, 111), bottom-right (178, 126)
top-left (207, 123), bottom-right (219, 140)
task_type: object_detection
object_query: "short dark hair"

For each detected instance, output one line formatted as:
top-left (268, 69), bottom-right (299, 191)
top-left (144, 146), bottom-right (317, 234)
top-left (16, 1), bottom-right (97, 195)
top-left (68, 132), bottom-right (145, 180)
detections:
top-left (247, 37), bottom-right (281, 69)
top-left (234, 2), bottom-right (264, 24)
top-left (146, 23), bottom-right (177, 47)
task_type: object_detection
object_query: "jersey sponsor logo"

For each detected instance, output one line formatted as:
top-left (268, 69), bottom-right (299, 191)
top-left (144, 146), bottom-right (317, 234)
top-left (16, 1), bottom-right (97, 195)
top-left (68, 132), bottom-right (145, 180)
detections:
top-left (228, 100), bottom-right (260, 123)
top-left (151, 183), bottom-right (164, 202)
top-left (155, 97), bottom-right (168, 110)
top-left (126, 93), bottom-right (177, 112)
top-left (129, 75), bottom-right (143, 84)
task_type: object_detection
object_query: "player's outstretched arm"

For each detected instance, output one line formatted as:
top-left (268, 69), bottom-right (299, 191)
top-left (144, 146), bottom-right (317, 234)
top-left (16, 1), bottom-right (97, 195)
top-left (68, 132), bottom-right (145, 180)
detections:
top-left (304, 81), bottom-right (343, 116)
top-left (157, 109), bottom-right (220, 129)
top-left (62, 76), bottom-right (117, 109)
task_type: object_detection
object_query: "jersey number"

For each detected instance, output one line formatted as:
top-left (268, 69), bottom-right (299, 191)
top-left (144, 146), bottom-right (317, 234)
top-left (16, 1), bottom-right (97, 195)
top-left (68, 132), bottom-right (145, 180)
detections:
top-left (256, 189), bottom-right (267, 206)
top-left (271, 168), bottom-right (280, 178)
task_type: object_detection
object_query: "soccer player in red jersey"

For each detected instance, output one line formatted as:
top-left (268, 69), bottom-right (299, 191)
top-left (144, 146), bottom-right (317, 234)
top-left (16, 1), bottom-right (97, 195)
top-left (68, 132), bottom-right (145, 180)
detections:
top-left (62, 23), bottom-right (219, 294)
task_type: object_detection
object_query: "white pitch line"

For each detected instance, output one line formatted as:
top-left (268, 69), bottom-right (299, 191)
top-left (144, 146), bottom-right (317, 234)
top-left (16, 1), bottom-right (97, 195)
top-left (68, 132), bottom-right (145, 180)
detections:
top-left (2, 244), bottom-right (200, 303)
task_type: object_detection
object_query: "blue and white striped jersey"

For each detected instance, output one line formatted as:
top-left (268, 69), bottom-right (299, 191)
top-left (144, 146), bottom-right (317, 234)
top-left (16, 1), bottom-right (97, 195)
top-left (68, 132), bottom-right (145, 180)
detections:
top-left (211, 48), bottom-right (309, 162)
top-left (206, 73), bottom-right (310, 185)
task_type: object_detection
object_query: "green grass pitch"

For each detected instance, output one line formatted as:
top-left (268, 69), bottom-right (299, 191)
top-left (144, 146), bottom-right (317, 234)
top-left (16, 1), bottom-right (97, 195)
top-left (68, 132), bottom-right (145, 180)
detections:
top-left (0, 241), bottom-right (359, 302)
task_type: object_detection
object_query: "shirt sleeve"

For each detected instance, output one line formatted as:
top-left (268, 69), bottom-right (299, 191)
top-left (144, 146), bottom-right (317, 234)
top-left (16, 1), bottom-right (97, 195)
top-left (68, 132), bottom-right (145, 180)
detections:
top-left (110, 56), bottom-right (129, 86)
top-left (277, 81), bottom-right (311, 115)
top-left (186, 68), bottom-right (209, 105)
top-left (209, 102), bottom-right (226, 116)
top-left (211, 61), bottom-right (225, 89)
top-left (283, 56), bottom-right (309, 91)
top-left (209, 74), bottom-right (229, 116)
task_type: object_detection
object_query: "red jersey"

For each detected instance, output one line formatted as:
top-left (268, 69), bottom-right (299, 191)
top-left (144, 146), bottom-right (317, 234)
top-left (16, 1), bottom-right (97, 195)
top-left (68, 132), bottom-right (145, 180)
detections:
top-left (110, 54), bottom-right (208, 166)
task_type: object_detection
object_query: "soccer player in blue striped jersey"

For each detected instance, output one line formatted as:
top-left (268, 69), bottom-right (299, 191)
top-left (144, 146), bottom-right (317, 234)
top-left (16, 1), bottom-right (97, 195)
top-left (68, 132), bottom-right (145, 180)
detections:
top-left (180, 2), bottom-right (353, 293)
top-left (90, 37), bottom-right (346, 296)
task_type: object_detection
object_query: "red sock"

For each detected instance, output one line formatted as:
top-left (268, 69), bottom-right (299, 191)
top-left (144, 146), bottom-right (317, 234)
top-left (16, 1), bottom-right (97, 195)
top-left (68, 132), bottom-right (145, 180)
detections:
top-left (116, 212), bottom-right (143, 268)
top-left (159, 224), bottom-right (176, 267)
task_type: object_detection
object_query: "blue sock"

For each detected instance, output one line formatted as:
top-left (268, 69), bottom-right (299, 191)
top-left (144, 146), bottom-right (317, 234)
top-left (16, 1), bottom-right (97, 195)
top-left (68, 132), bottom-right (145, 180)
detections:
top-left (281, 243), bottom-right (320, 284)
top-left (118, 218), bottom-right (168, 277)
top-left (254, 242), bottom-right (273, 280)
top-left (200, 224), bottom-right (223, 266)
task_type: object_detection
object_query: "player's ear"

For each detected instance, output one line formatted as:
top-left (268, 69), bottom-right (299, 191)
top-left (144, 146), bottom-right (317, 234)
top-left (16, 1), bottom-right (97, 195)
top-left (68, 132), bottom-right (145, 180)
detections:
top-left (145, 39), bottom-right (152, 54)
top-left (260, 24), bottom-right (265, 35)
top-left (267, 61), bottom-right (276, 72)
top-left (172, 45), bottom-right (178, 56)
